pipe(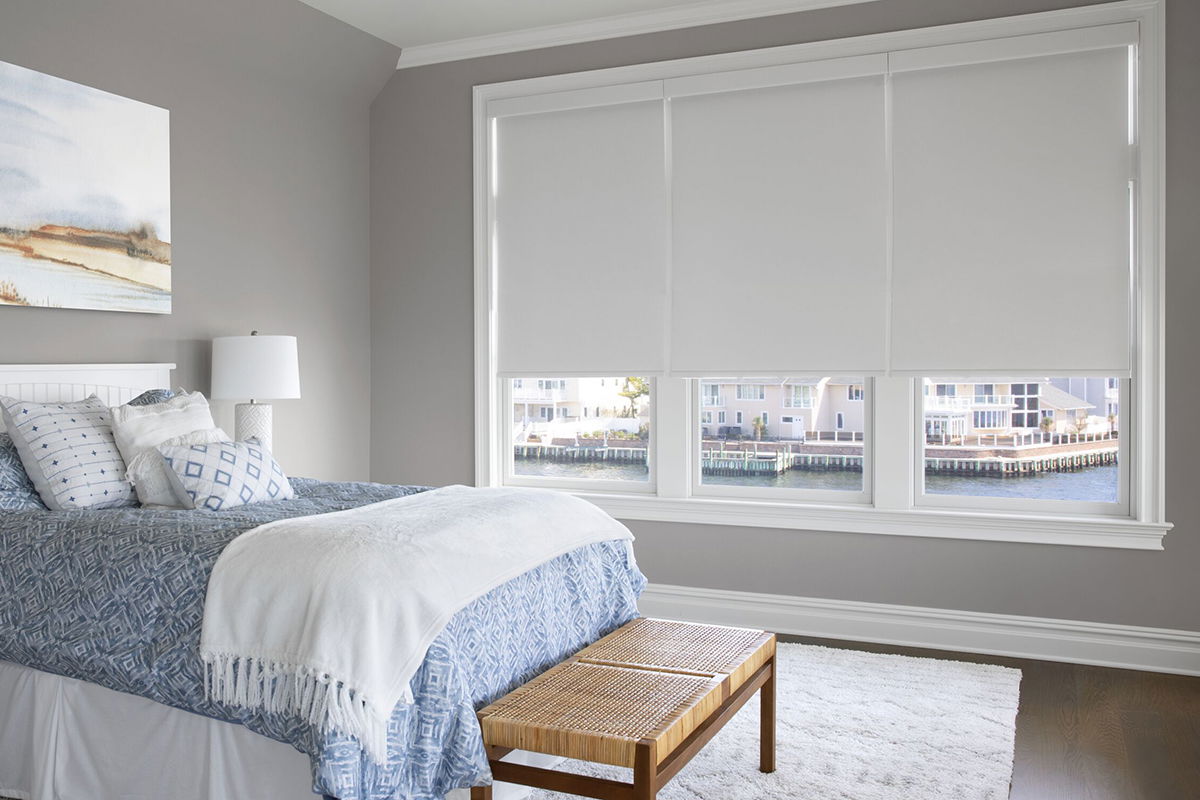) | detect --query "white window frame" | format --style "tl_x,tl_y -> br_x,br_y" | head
474,0 -> 1169,550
